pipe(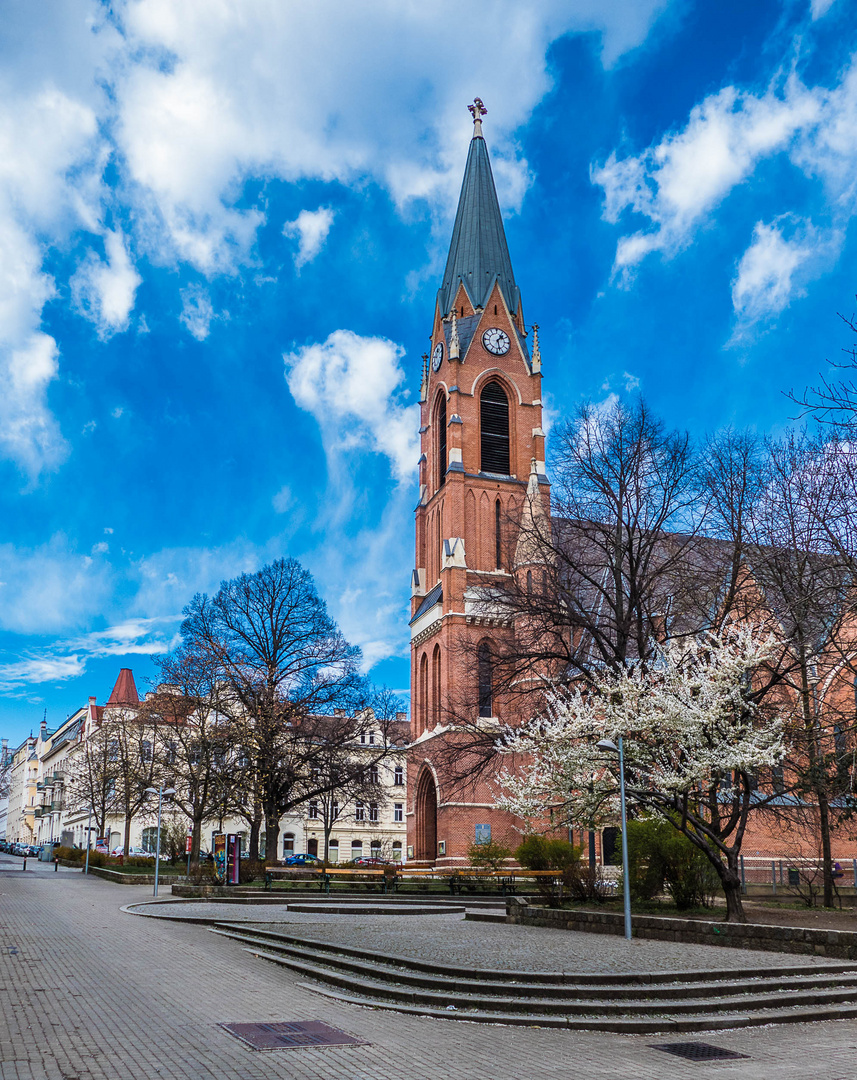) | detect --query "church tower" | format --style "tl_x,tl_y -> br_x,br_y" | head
407,100 -> 550,865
